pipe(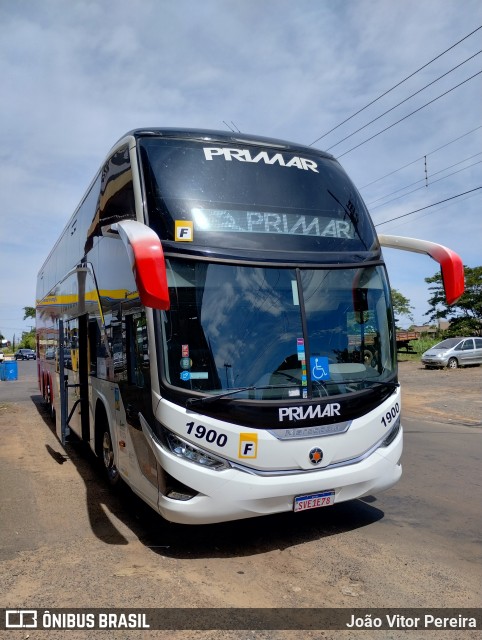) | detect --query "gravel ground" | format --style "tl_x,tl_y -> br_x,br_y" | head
0,359 -> 480,640
398,359 -> 482,426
